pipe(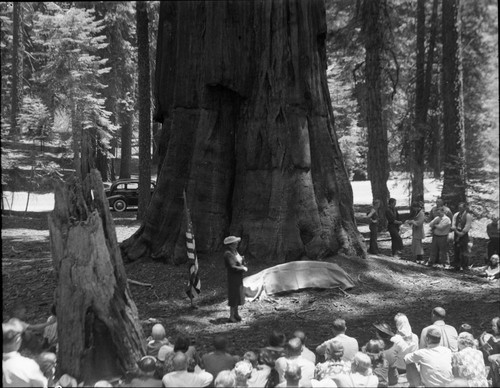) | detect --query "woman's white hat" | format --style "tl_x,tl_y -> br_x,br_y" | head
224,236 -> 241,245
